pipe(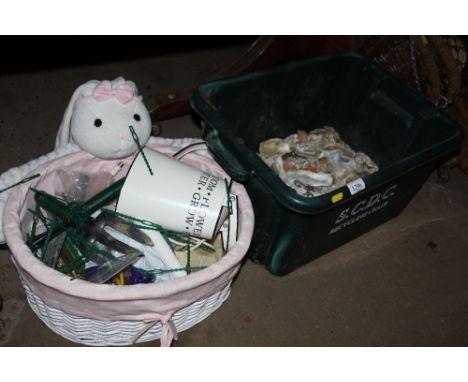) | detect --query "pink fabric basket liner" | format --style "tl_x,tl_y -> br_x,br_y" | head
3,142 -> 255,326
